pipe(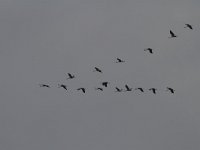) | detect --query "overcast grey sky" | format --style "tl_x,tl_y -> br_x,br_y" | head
1,0 -> 200,150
